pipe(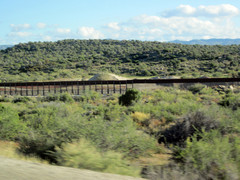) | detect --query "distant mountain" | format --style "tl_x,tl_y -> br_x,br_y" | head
170,38 -> 240,45
0,45 -> 13,50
